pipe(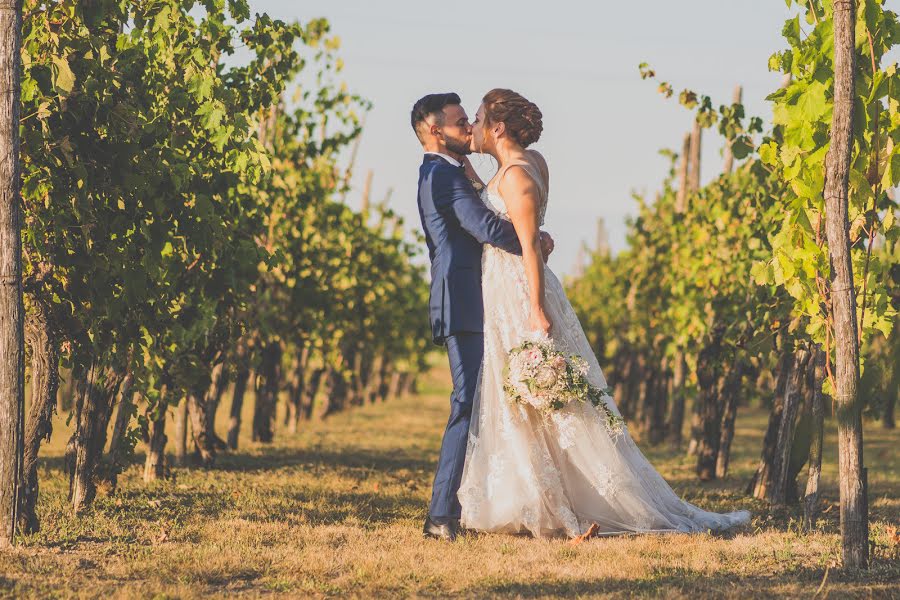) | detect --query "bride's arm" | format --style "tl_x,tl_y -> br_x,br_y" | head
500,167 -> 551,336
